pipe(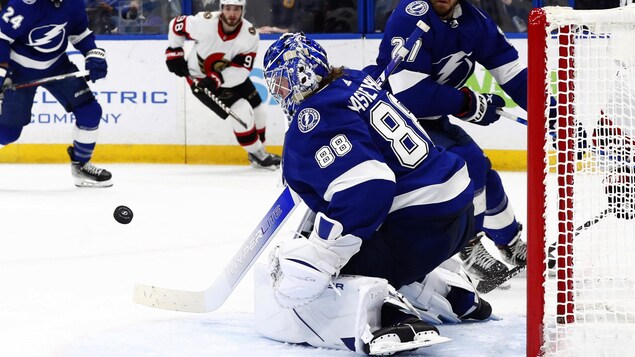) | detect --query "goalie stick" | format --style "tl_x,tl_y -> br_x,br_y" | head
132,21 -> 431,314
133,187 -> 301,312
